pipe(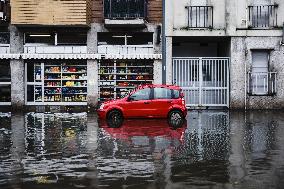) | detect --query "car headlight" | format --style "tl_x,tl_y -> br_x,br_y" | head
99,104 -> 105,110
